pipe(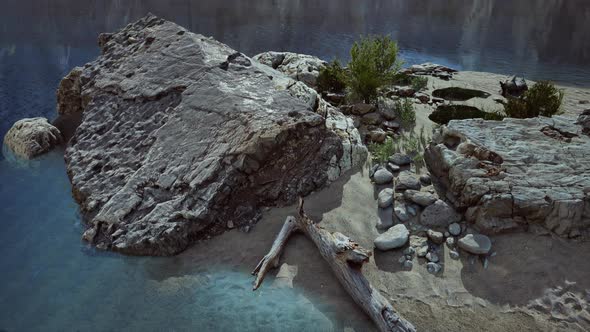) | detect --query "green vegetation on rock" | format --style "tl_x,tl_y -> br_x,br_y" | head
410,76 -> 428,92
317,60 -> 347,93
